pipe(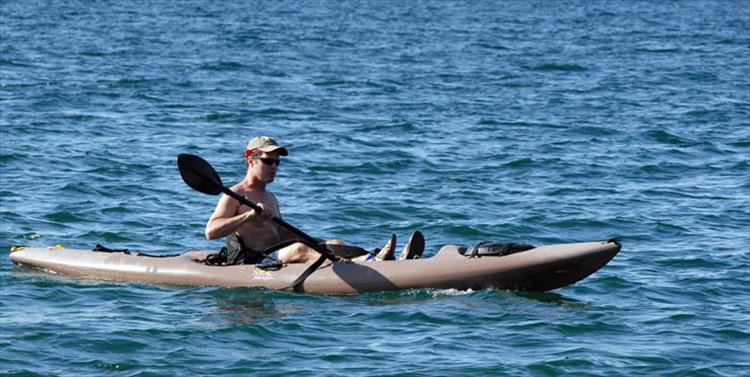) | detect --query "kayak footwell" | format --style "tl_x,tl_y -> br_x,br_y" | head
9,240 -> 621,294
